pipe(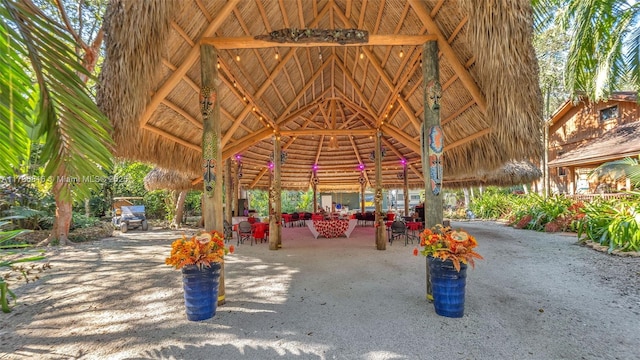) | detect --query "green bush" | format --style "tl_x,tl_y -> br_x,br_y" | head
469,191 -> 518,219
576,194 -> 640,252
